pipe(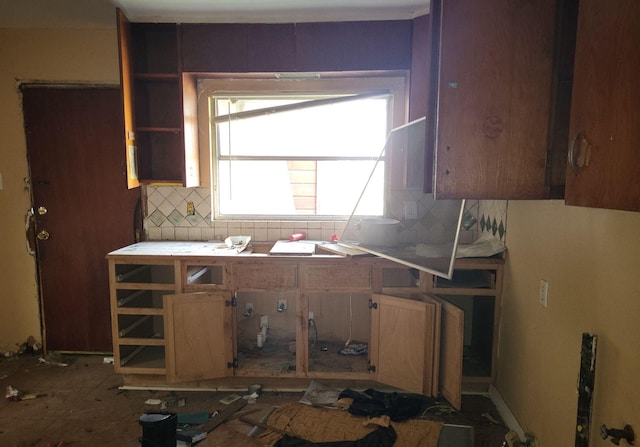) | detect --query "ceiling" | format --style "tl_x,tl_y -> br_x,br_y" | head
0,0 -> 429,29
111,0 -> 431,23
